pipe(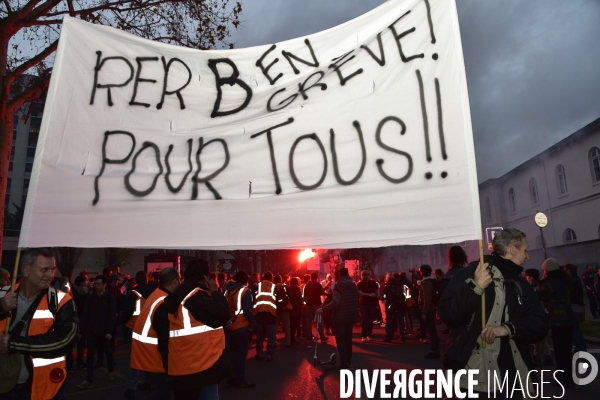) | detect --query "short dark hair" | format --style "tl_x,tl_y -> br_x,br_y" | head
94,275 -> 108,285
564,264 -> 578,277
262,271 -> 273,281
274,274 -> 282,284
434,269 -> 444,278
135,271 -> 147,285
310,271 -> 318,281
493,228 -> 526,256
524,268 -> 540,280
419,264 -> 432,277
159,268 -> 179,286
339,267 -> 349,277
74,276 -> 86,286
233,270 -> 248,284
290,277 -> 299,286
184,259 -> 209,282
20,248 -> 55,272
